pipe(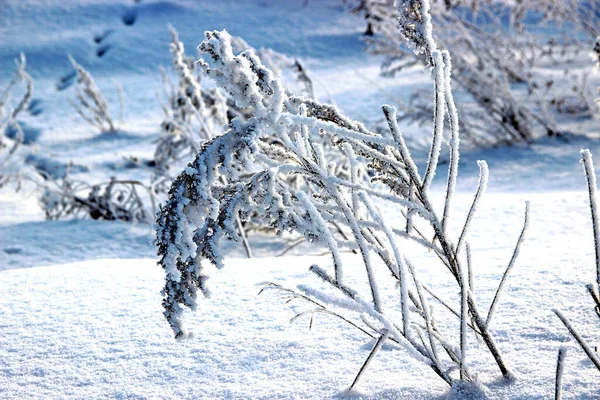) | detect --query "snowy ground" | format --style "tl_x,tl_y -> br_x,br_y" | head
2,0 -> 600,399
